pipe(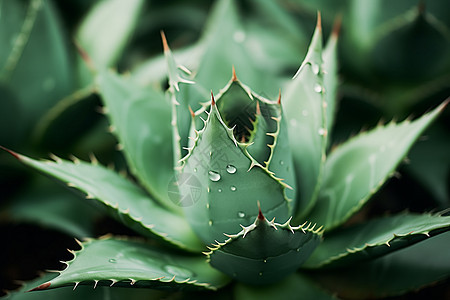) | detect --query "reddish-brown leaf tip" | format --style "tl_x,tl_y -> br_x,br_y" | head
160,30 -> 169,53
277,89 -> 282,105
317,11 -> 322,32
73,40 -> 95,71
231,65 -> 238,82
188,105 -> 195,118
211,91 -> 216,106
0,145 -> 20,160
257,201 -> 265,221
256,100 -> 261,116
332,14 -> 342,38
28,282 -> 51,292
